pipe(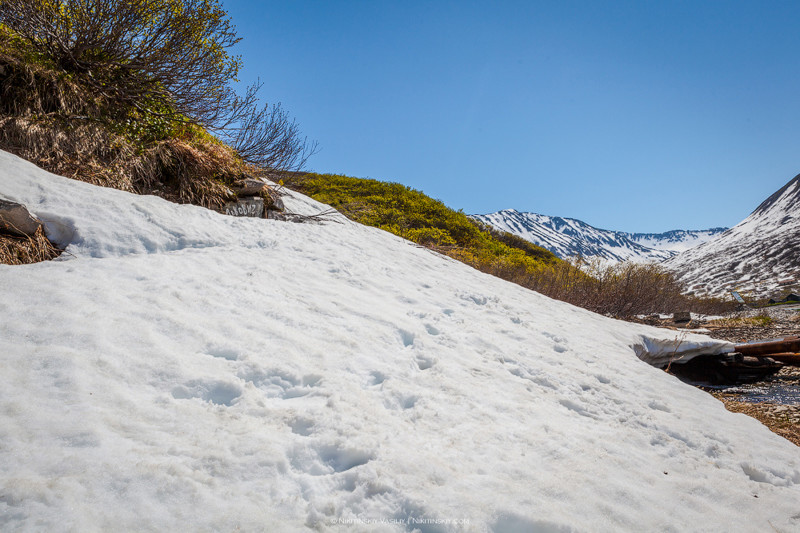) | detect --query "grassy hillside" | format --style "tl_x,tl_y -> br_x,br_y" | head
291,172 -> 560,277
